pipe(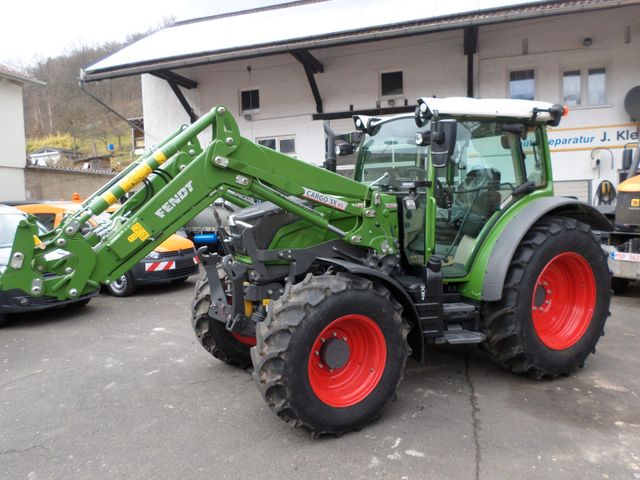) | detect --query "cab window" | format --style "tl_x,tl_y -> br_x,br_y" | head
354,117 -> 427,189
